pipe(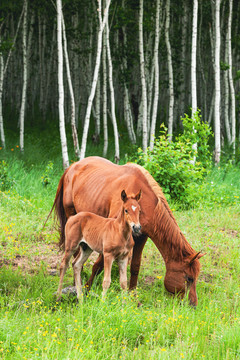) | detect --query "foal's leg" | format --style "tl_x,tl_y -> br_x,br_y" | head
102,252 -> 114,298
57,249 -> 75,301
85,253 -> 104,290
118,255 -> 129,290
72,245 -> 93,300
129,234 -> 148,290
